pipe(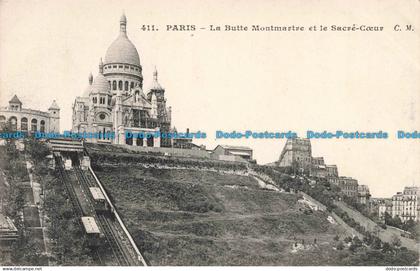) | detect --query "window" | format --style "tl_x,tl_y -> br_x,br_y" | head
119,65 -> 123,69
31,119 -> 37,132
99,113 -> 106,120
113,81 -> 117,90
118,81 -> 123,90
40,120 -> 45,132
0,116 -> 6,127
21,118 -> 28,131
130,82 -> 134,89
93,97 -> 97,104
8,116 -> 17,131
125,81 -> 129,91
